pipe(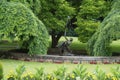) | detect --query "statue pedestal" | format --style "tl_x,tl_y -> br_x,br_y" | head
63,52 -> 74,56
